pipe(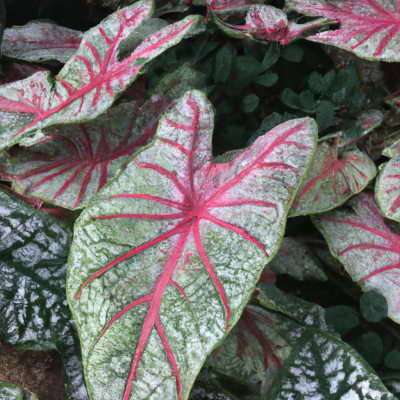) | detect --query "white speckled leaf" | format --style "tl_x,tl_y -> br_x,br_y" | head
0,379 -> 38,400
67,90 -> 317,400
286,0 -> 400,62
2,21 -> 82,62
376,154 -> 400,222
267,237 -> 328,281
0,94 -> 167,210
0,187 -> 88,400
290,140 -> 376,216
268,327 -> 394,400
206,282 -> 331,399
311,192 -> 400,324
0,0 -> 200,149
